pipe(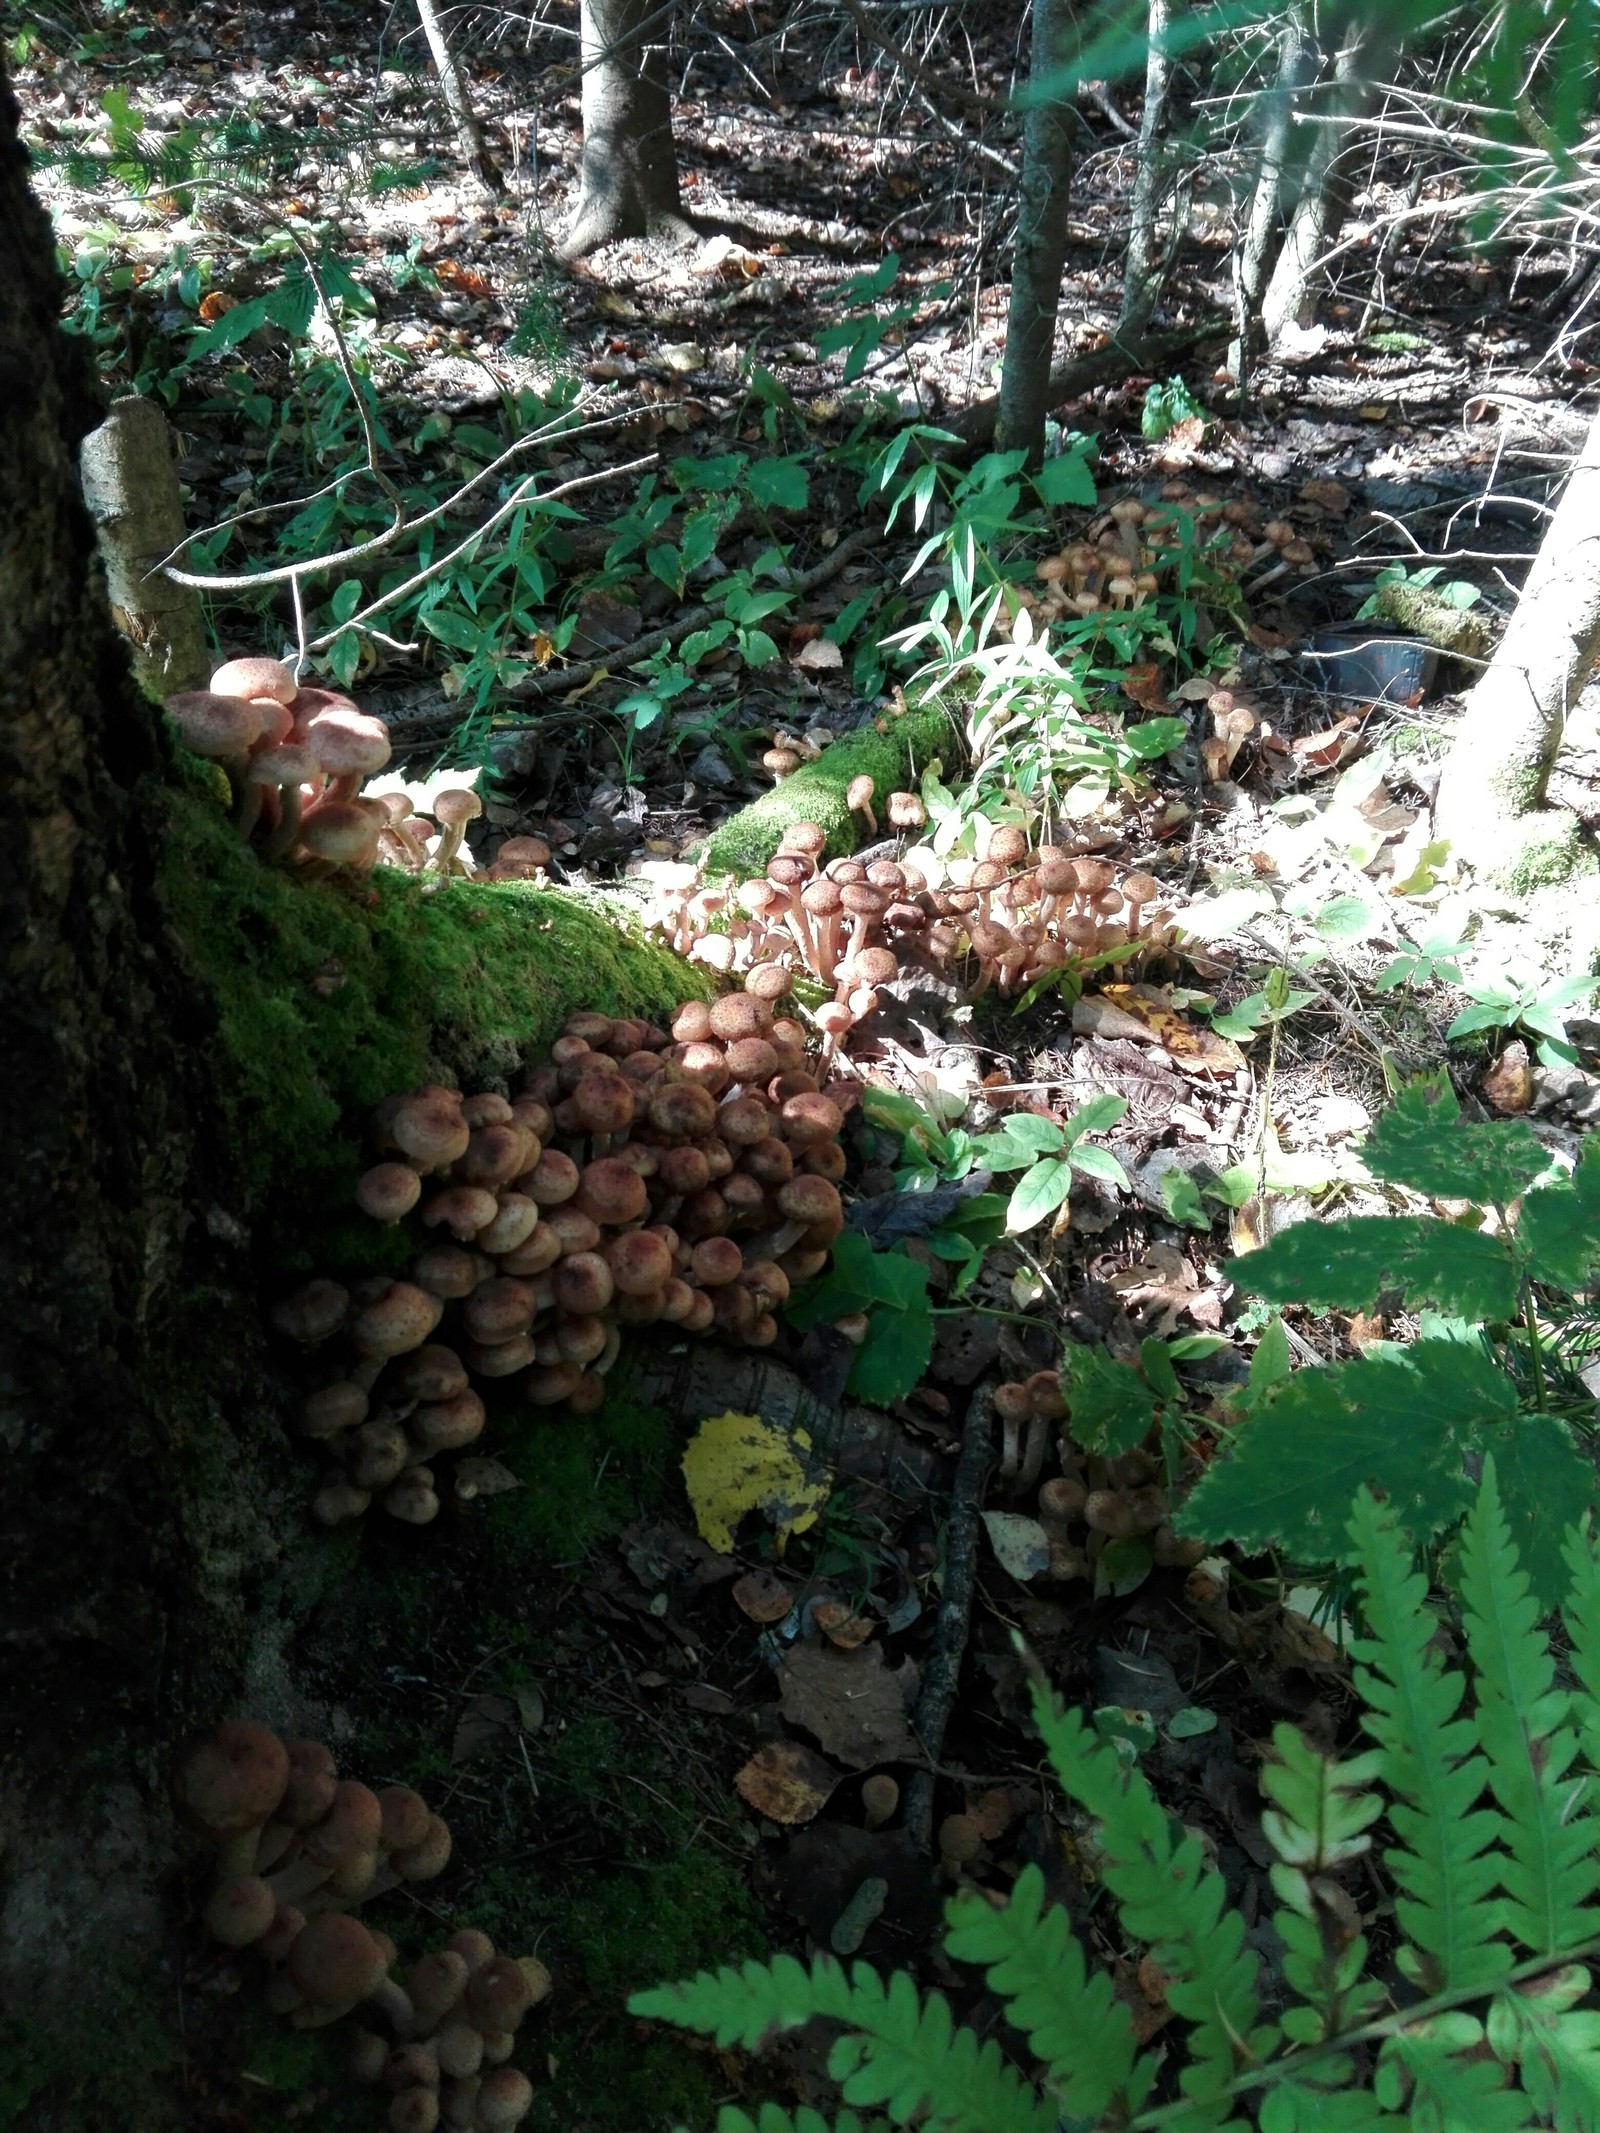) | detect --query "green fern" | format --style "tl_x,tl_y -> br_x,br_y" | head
634,1478 -> 1600,2132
